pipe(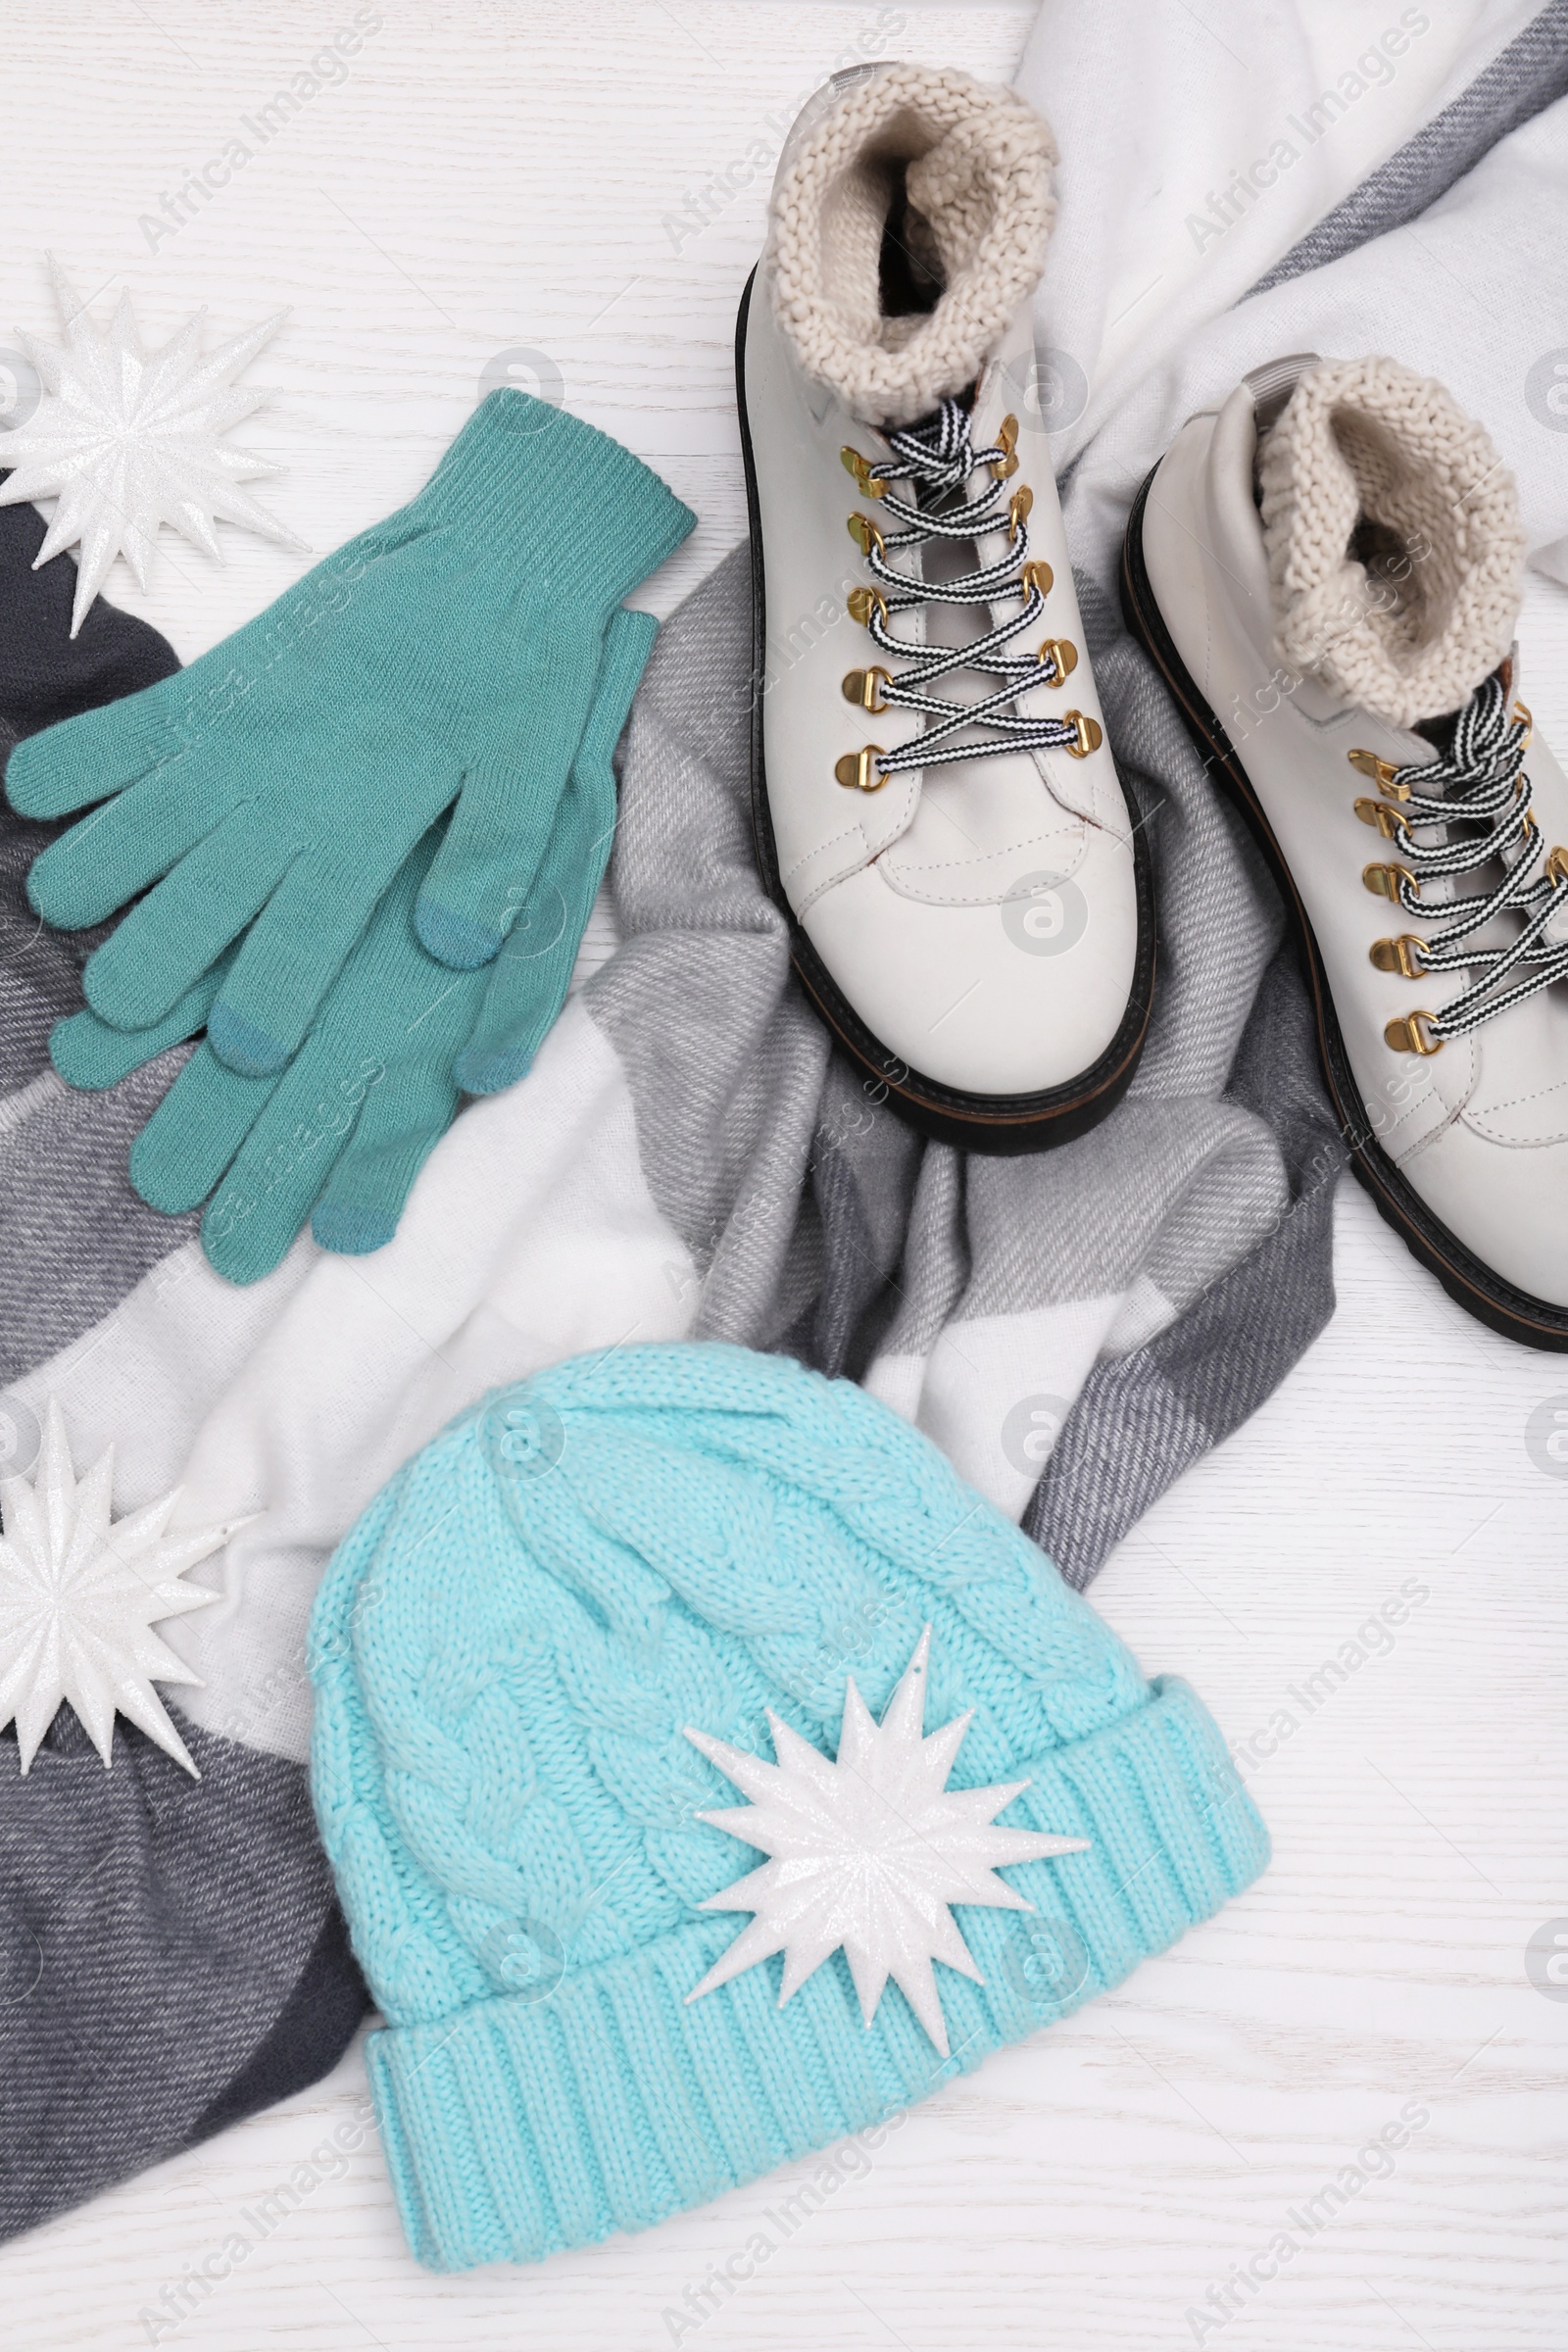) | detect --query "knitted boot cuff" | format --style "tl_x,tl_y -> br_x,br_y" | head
766,63 -> 1057,429
1258,355 -> 1525,730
